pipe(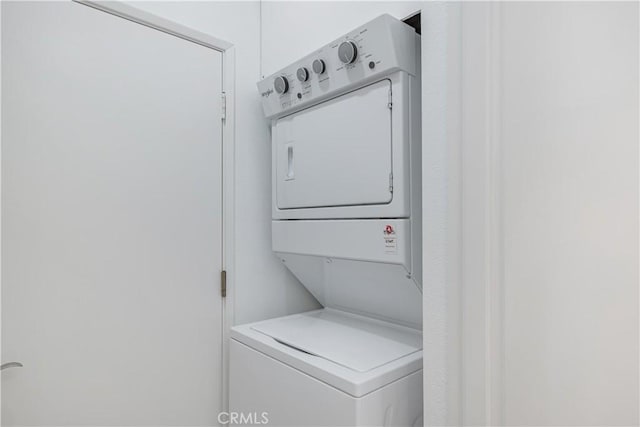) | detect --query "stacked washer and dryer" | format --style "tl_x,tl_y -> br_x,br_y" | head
230,15 -> 422,426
